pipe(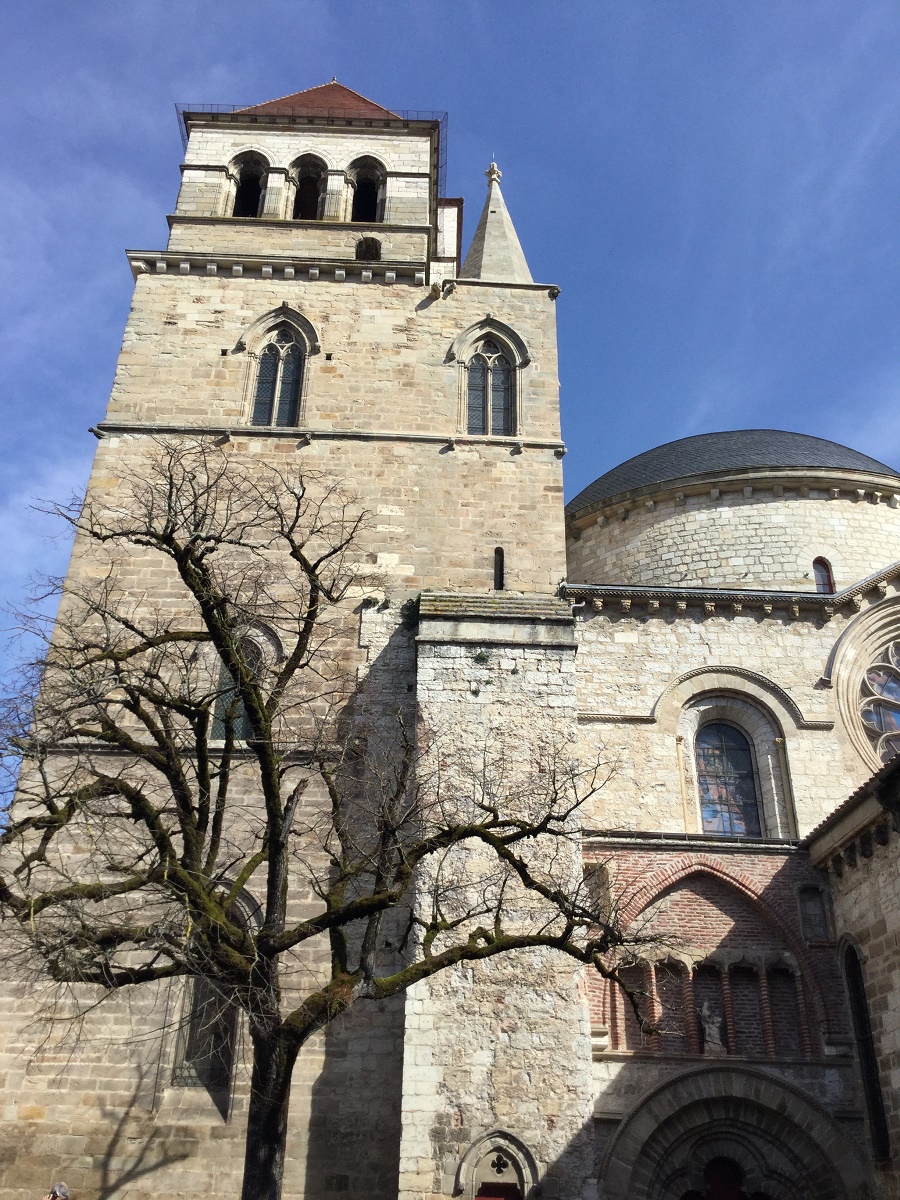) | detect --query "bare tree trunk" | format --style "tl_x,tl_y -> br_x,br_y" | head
240,1028 -> 297,1200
